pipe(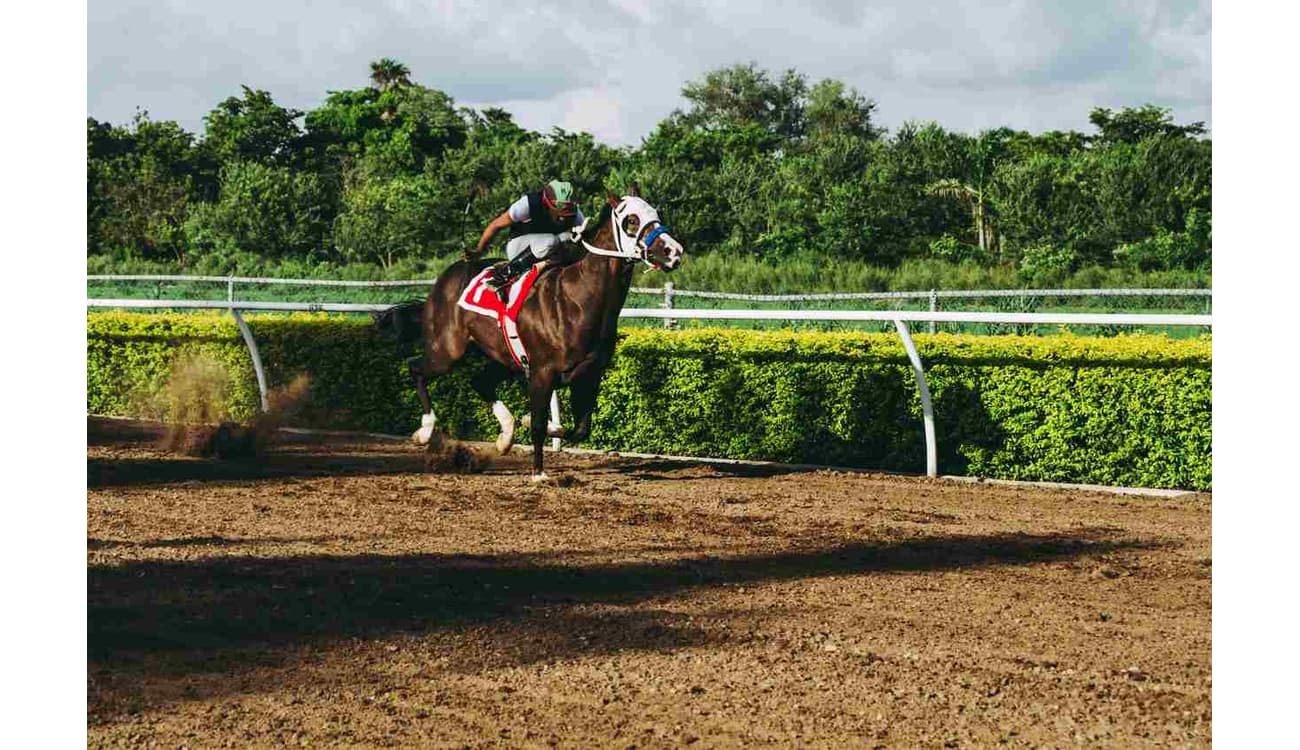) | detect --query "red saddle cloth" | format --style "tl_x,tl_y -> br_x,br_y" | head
456,264 -> 543,371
